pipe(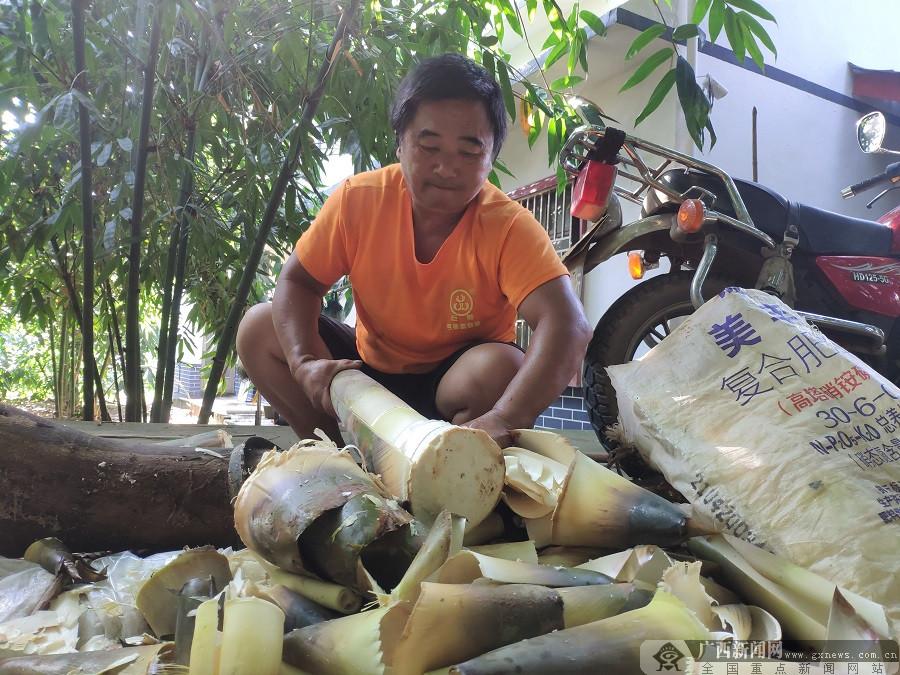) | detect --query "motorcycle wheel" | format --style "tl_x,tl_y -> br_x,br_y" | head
583,271 -> 735,475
